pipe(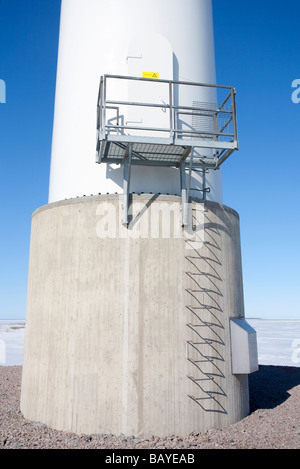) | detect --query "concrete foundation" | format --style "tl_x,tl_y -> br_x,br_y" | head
21,194 -> 250,437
